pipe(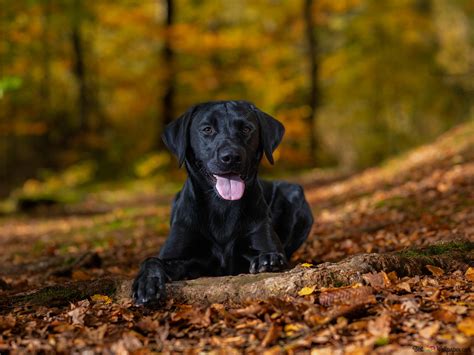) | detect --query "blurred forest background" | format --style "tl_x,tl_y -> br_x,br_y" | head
1,0 -> 473,198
